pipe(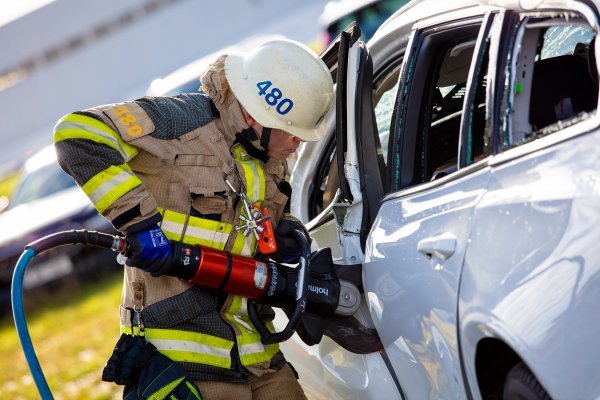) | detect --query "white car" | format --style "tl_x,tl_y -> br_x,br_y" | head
275,0 -> 600,399
0,145 -> 119,314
